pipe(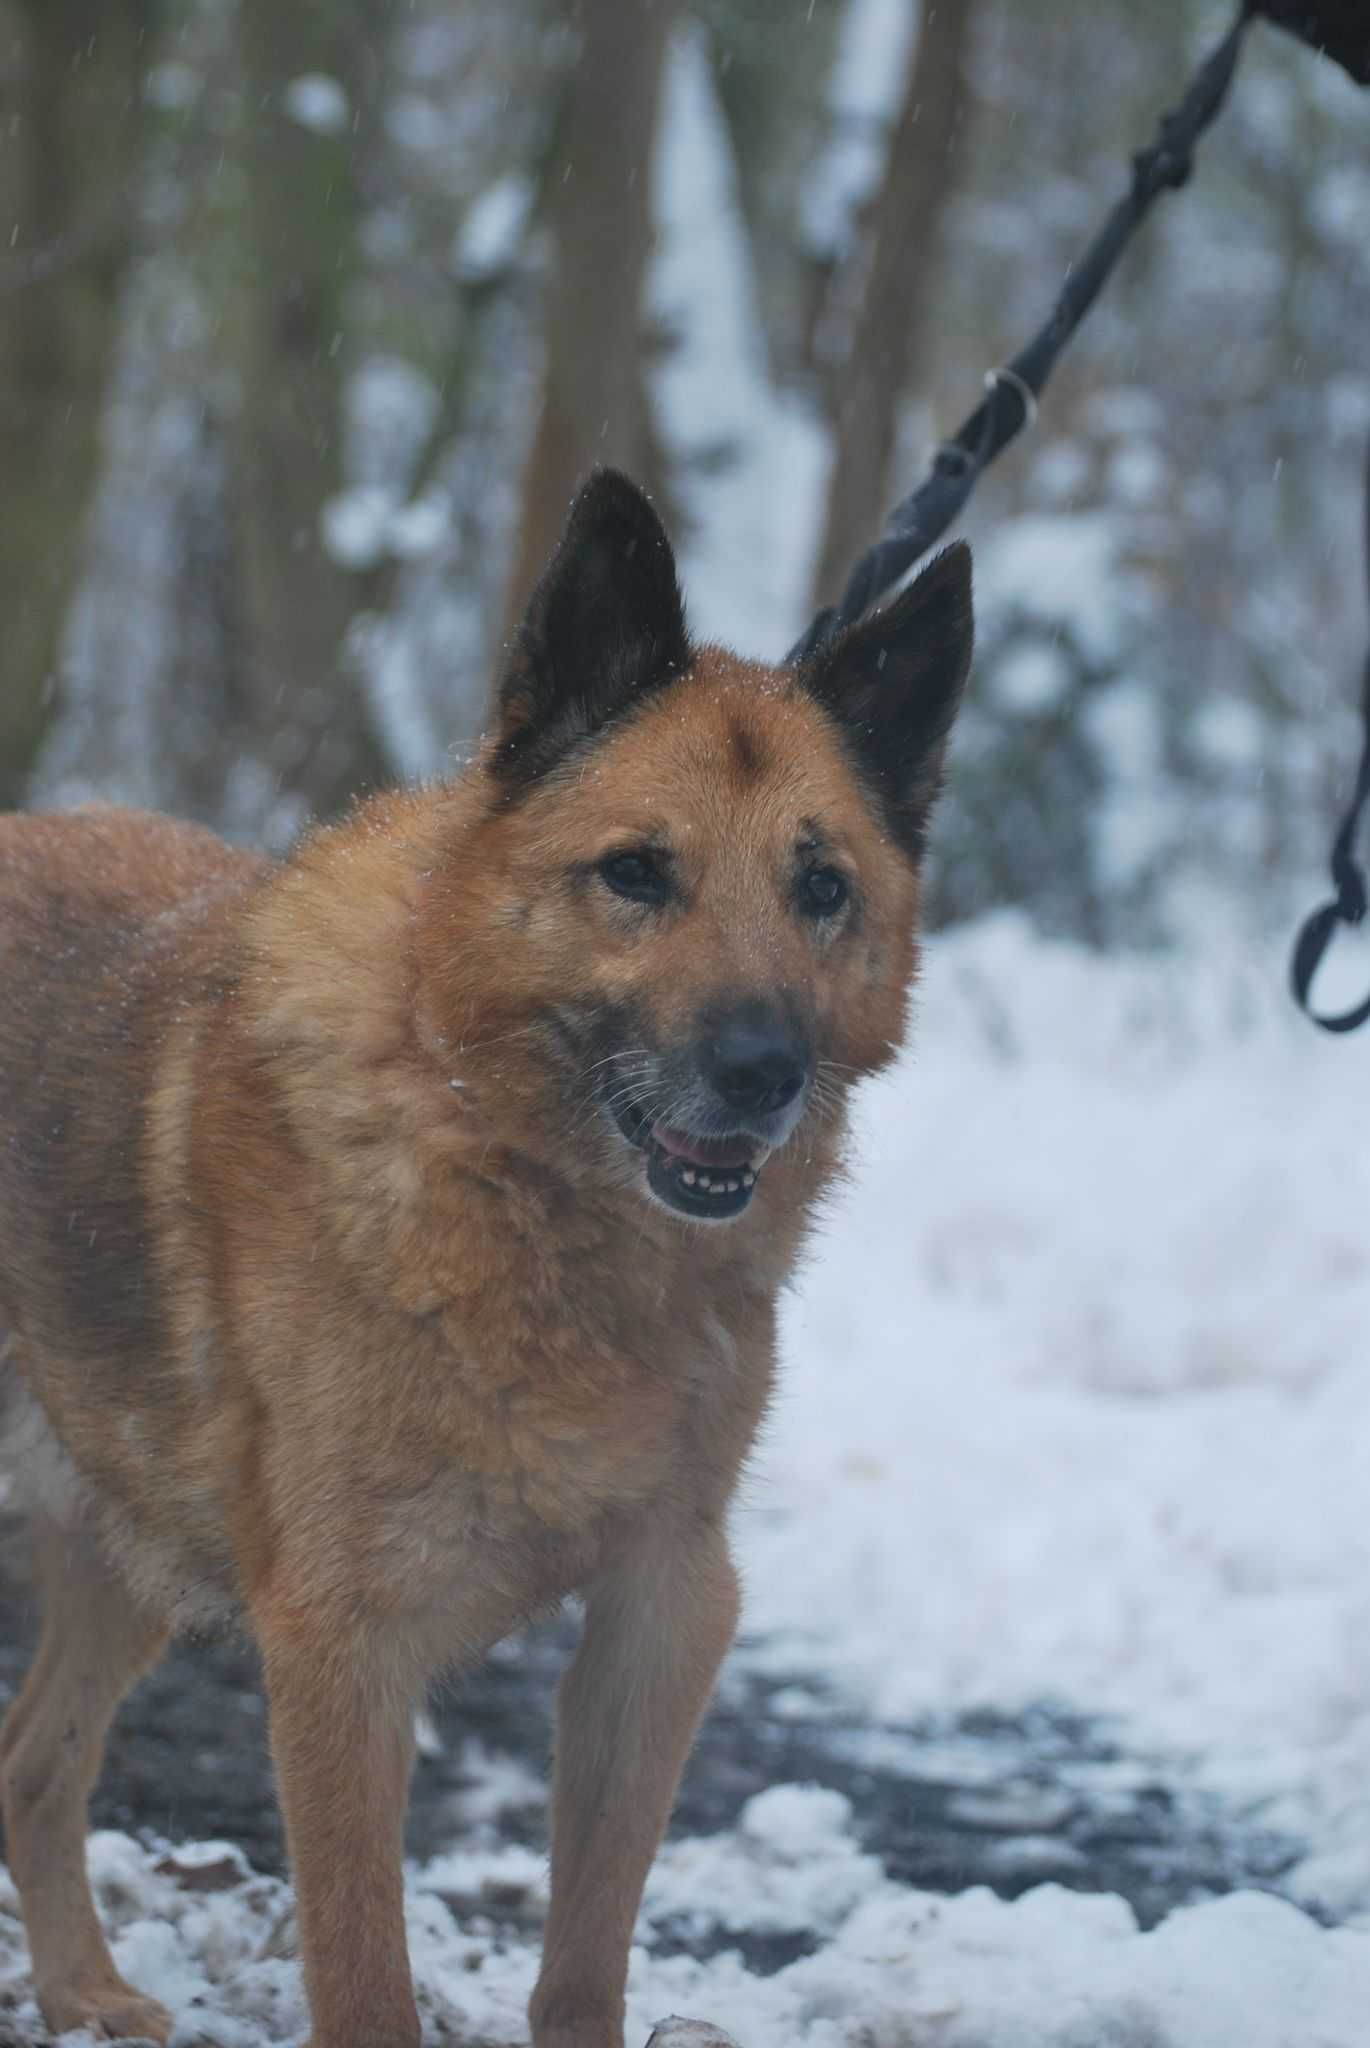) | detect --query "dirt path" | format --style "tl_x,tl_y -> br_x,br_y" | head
0,1593 -> 1301,1979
